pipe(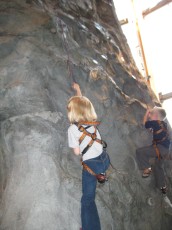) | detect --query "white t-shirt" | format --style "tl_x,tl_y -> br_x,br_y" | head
68,124 -> 103,161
